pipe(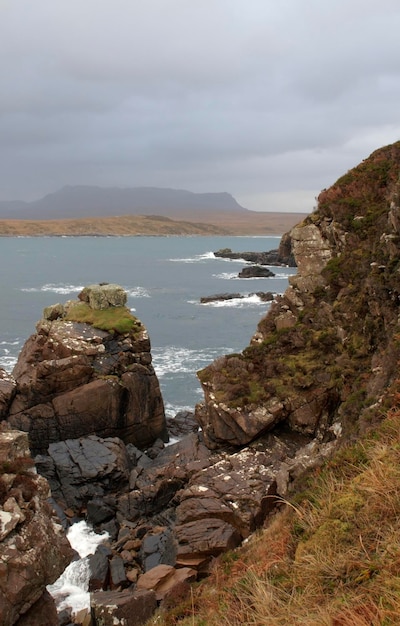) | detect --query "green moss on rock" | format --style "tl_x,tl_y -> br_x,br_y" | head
65,301 -> 140,335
